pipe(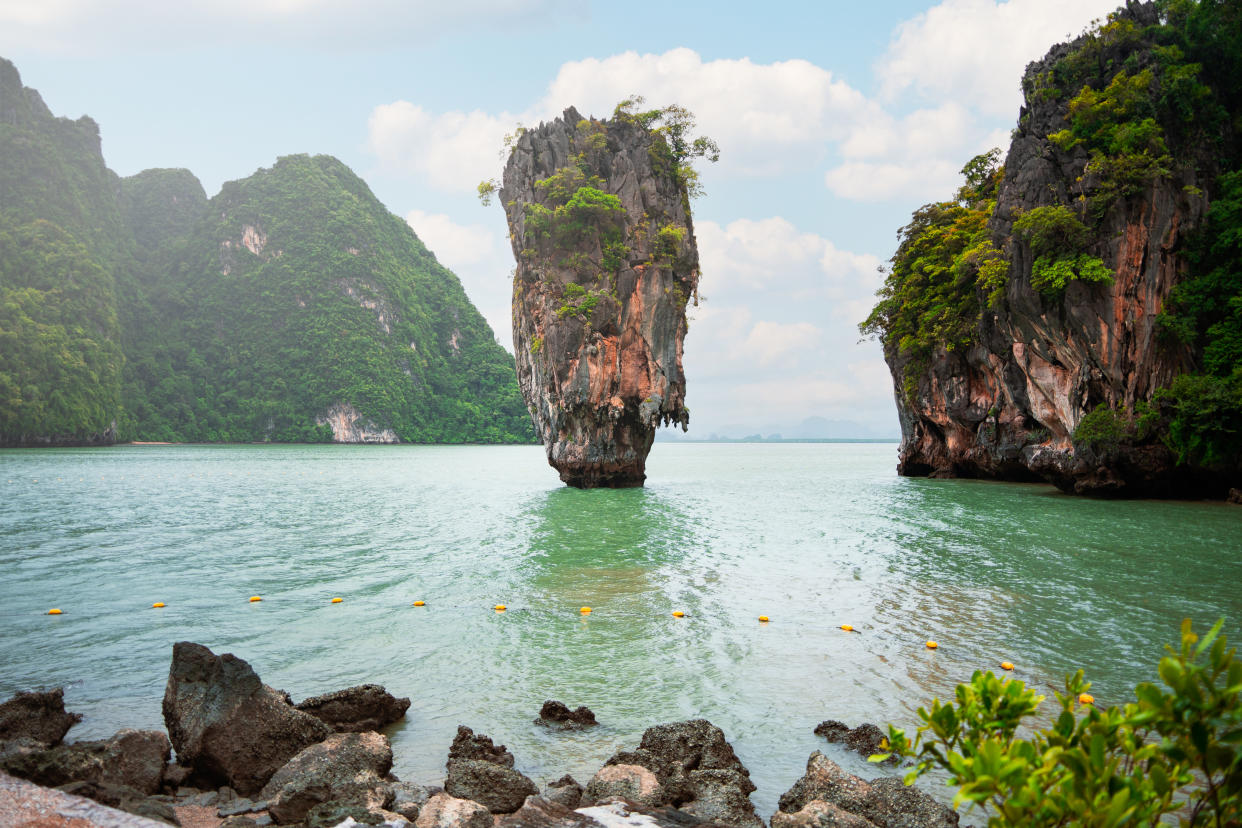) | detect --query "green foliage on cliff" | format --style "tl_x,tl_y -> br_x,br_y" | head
0,218 -> 123,443
0,58 -> 533,445
858,150 -> 1003,401
880,618 -> 1241,827
123,155 -> 533,444
1011,206 -> 1113,295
